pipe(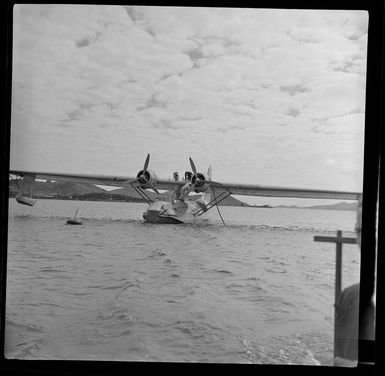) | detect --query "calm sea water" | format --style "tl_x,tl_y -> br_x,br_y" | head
5,199 -> 360,364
